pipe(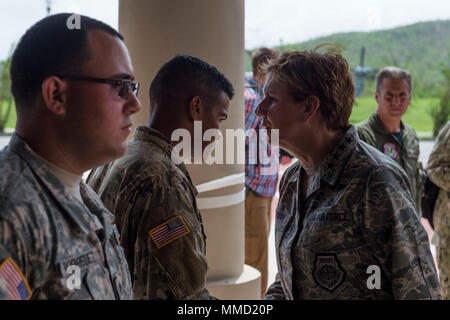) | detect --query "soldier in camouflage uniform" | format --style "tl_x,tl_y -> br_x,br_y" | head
87,55 -> 234,299
427,120 -> 450,299
357,67 -> 422,215
0,14 -> 141,299
256,50 -> 441,299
